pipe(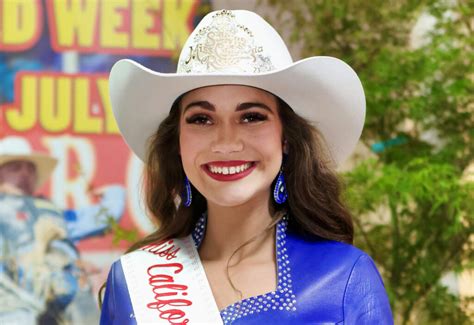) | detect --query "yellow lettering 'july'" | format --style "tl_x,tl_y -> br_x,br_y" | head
40,76 -> 72,132
96,79 -> 120,134
1,73 -> 119,135
4,75 -> 37,131
74,77 -> 102,134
